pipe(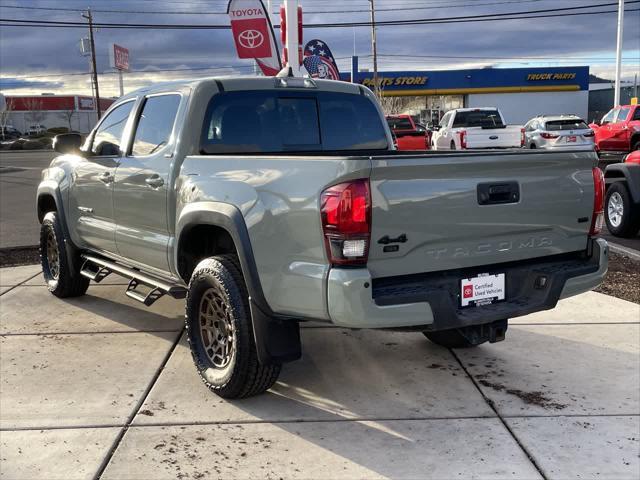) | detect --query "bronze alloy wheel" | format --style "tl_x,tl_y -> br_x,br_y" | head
199,287 -> 236,368
45,228 -> 60,280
